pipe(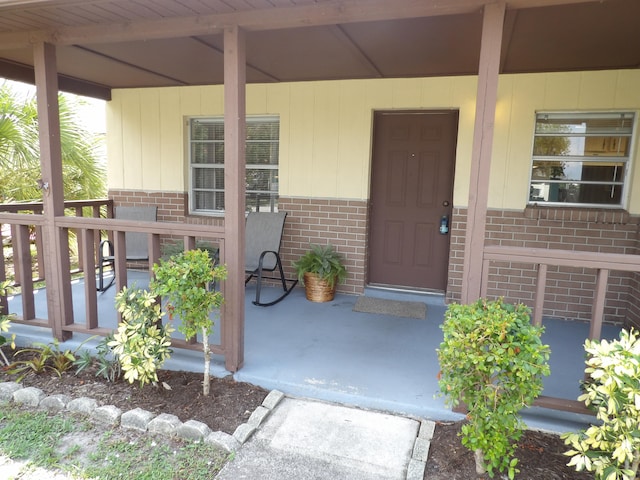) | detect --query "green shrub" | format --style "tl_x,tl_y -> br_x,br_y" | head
563,329 -> 640,480
111,286 -> 173,387
437,298 -> 550,479
151,249 -> 227,396
73,335 -> 122,382
8,339 -> 83,381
